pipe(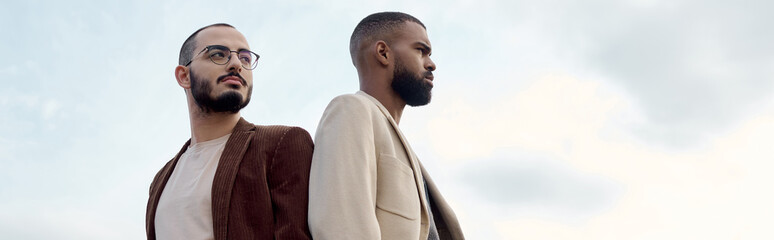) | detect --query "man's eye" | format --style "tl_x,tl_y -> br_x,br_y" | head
210,52 -> 226,58
238,53 -> 252,62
